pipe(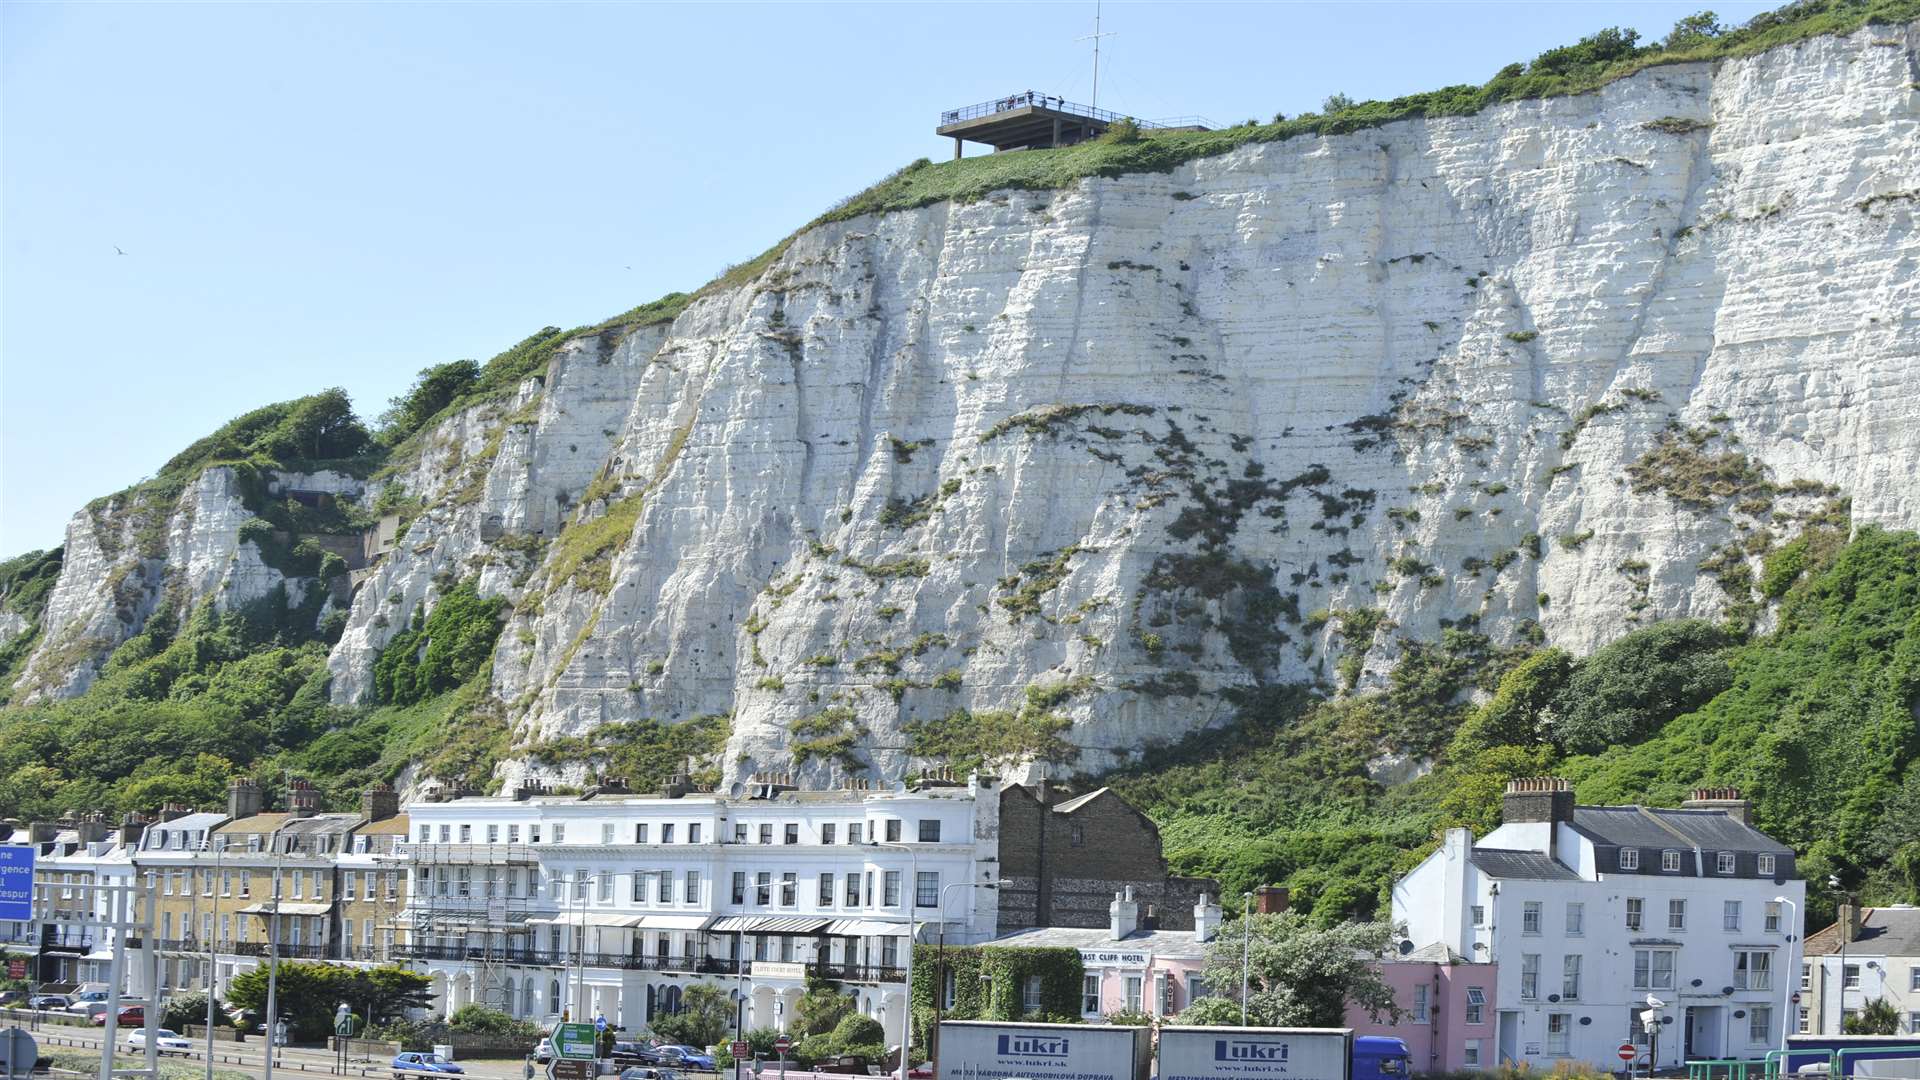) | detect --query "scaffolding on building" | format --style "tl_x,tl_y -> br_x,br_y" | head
392,841 -> 544,1011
